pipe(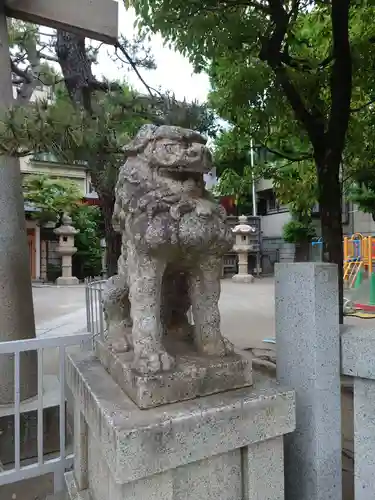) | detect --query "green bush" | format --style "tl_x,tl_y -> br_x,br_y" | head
282,219 -> 316,244
71,205 -> 103,279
